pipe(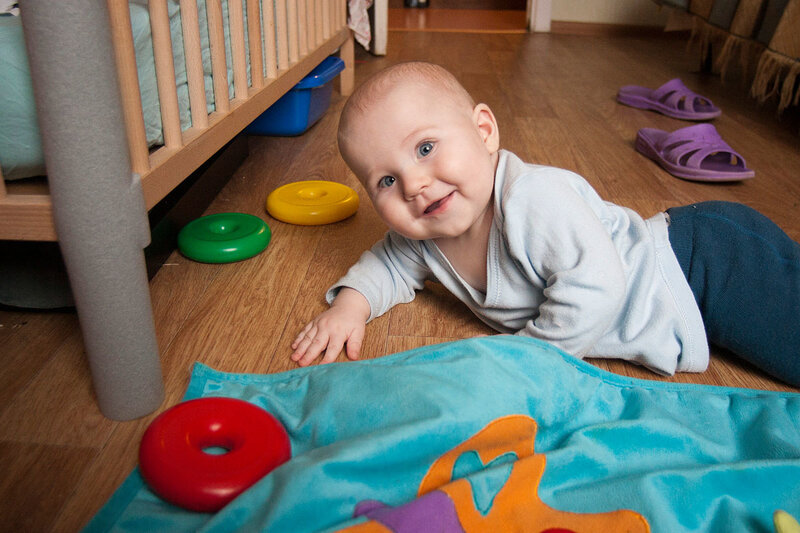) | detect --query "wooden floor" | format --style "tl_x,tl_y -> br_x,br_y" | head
3,28 -> 800,532
388,8 -> 527,32
389,0 -> 527,8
